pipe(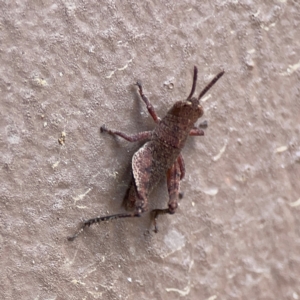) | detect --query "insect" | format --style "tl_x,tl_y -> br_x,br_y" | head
68,66 -> 224,241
